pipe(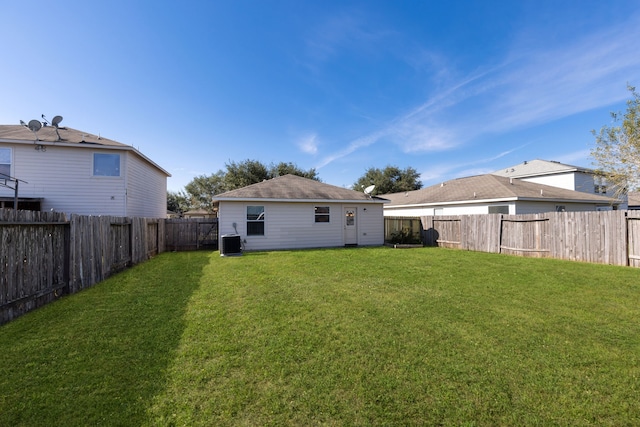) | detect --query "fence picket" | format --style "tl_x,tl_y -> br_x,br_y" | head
0,211 -> 195,324
418,210 -> 637,267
